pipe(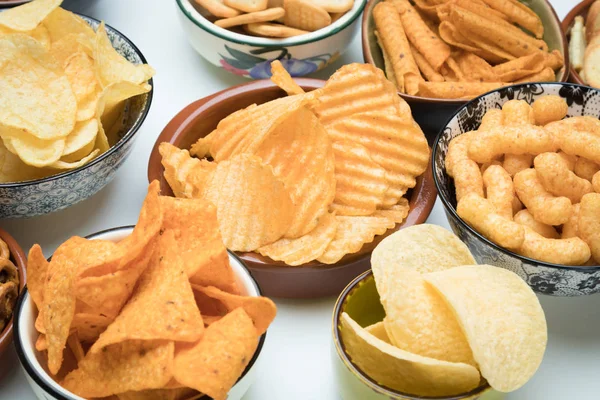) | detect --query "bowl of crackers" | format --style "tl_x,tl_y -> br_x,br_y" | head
148,62 -> 437,298
175,0 -> 366,78
563,0 -> 600,87
0,0 -> 154,218
332,225 -> 547,400
433,82 -> 600,297
13,182 -> 276,400
362,0 -> 569,139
